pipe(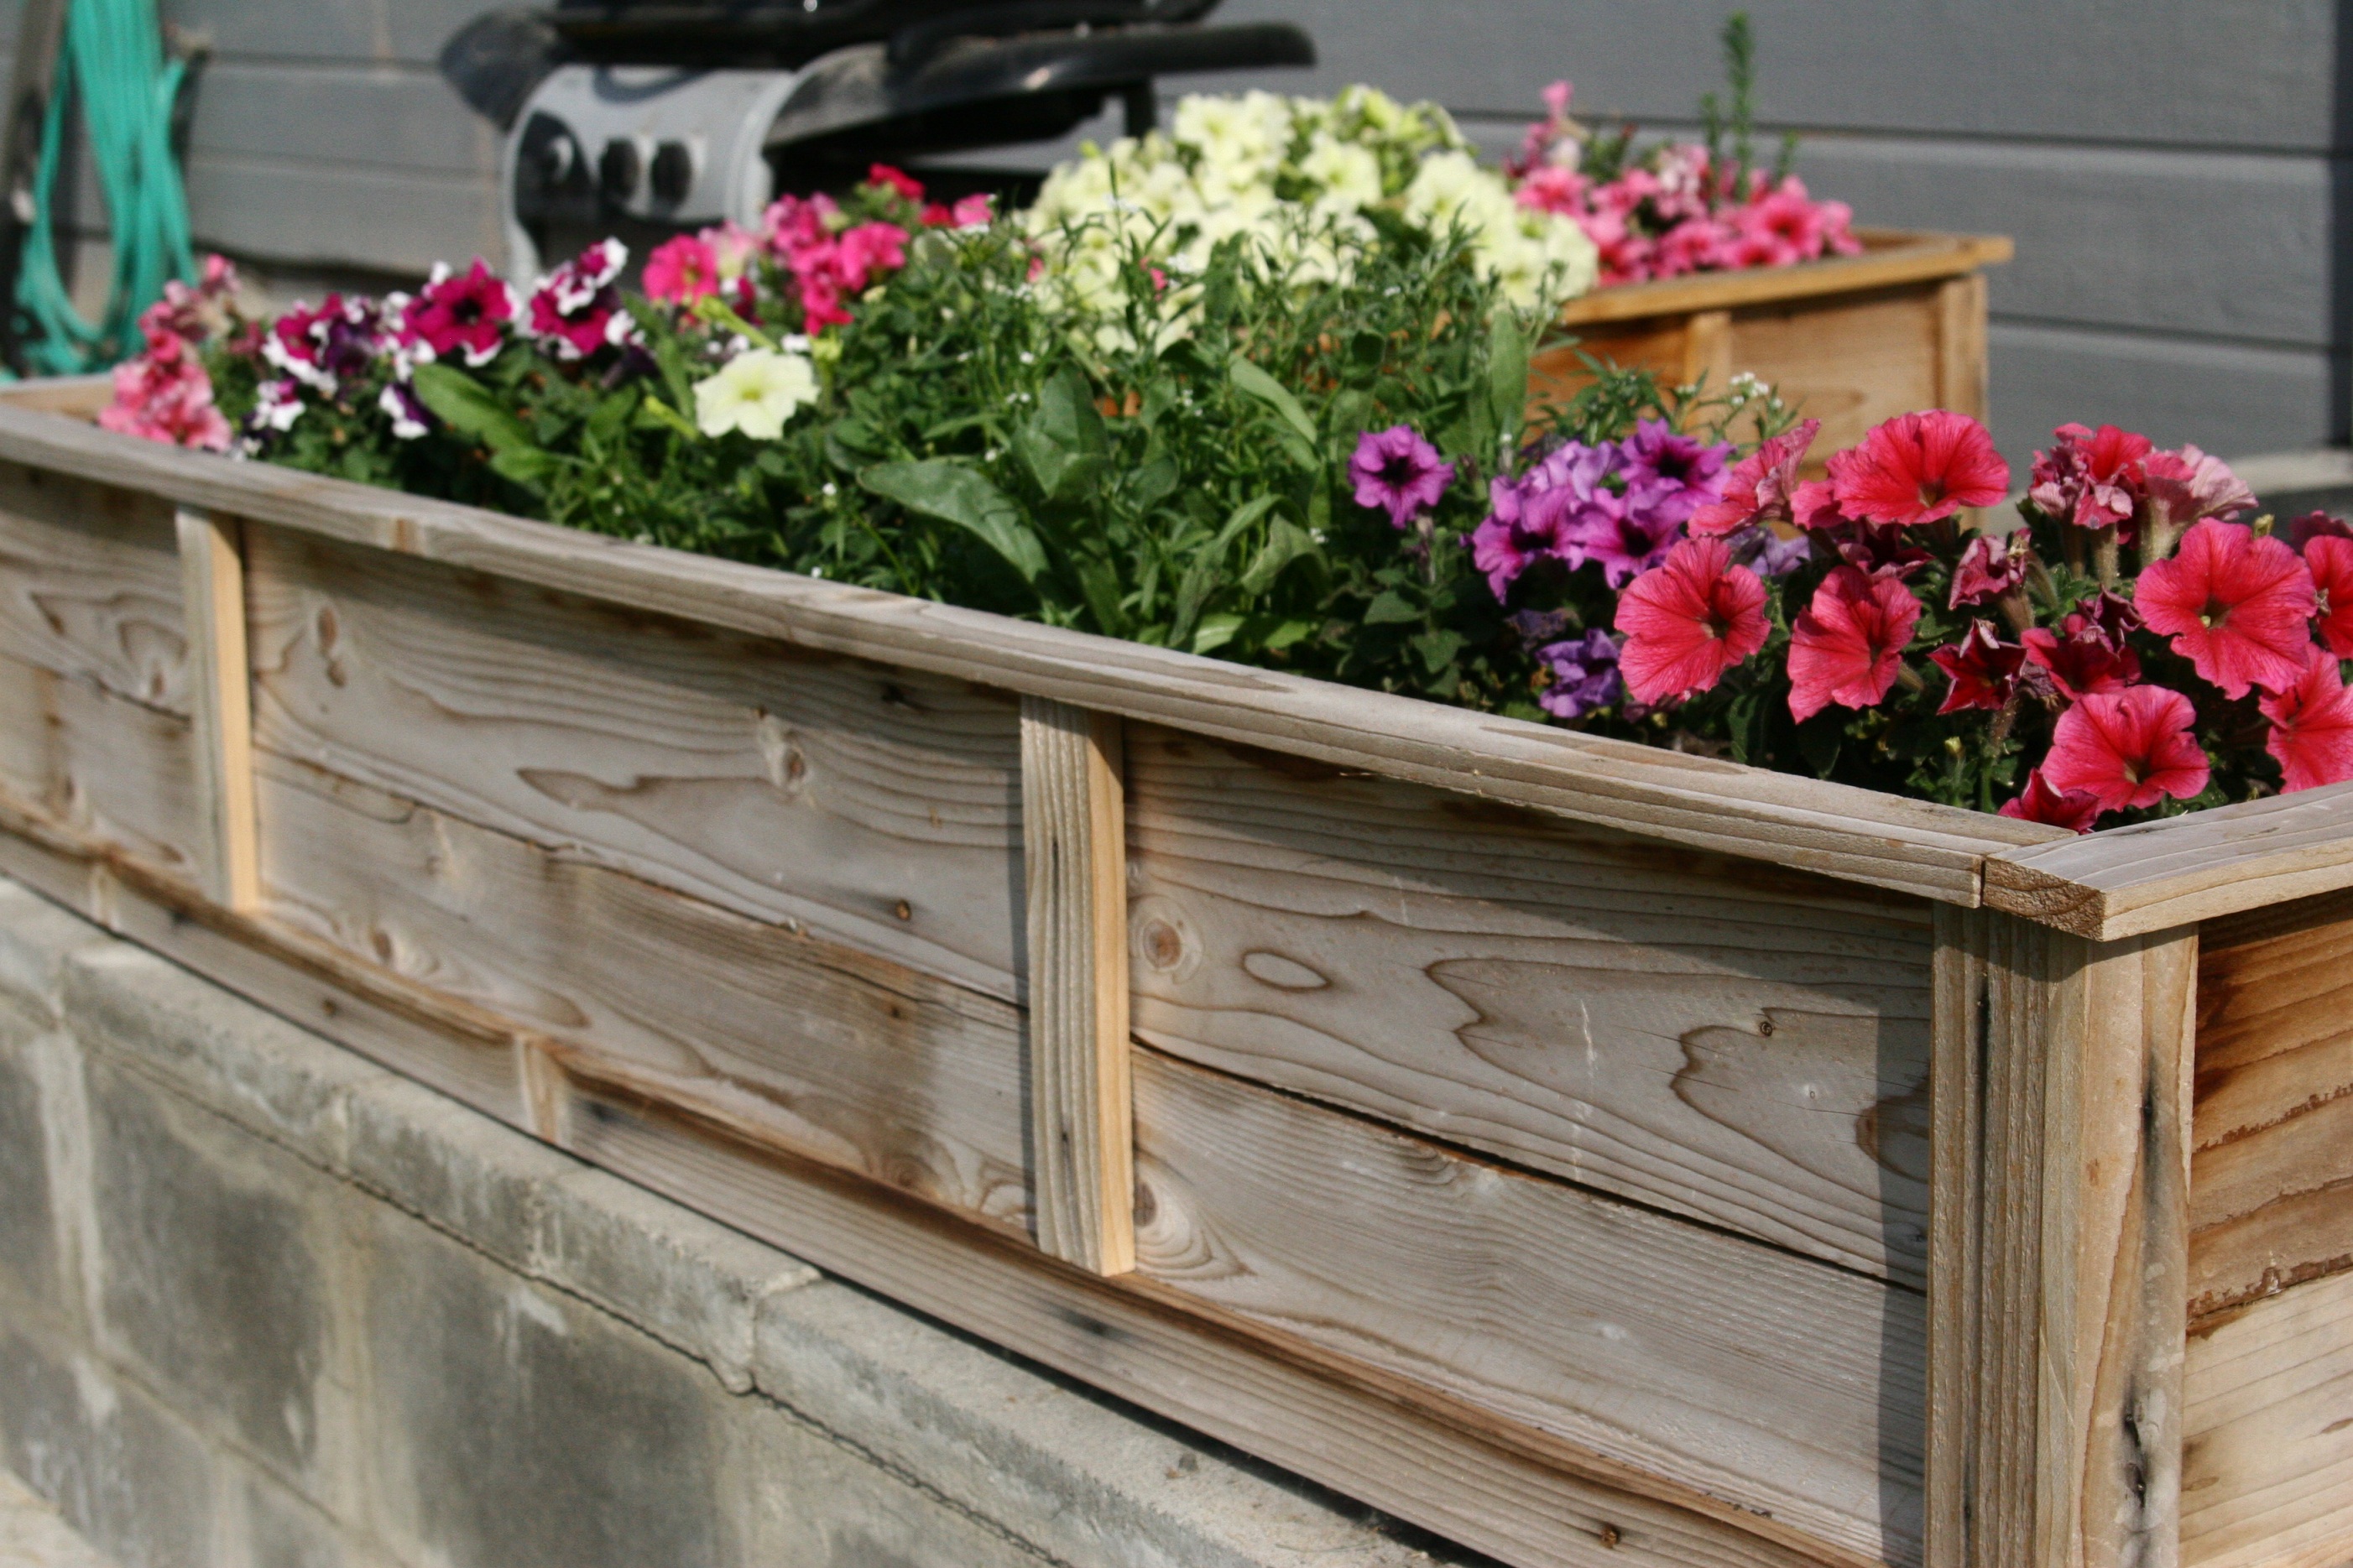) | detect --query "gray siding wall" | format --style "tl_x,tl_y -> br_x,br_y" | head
3,0 -> 2343,469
